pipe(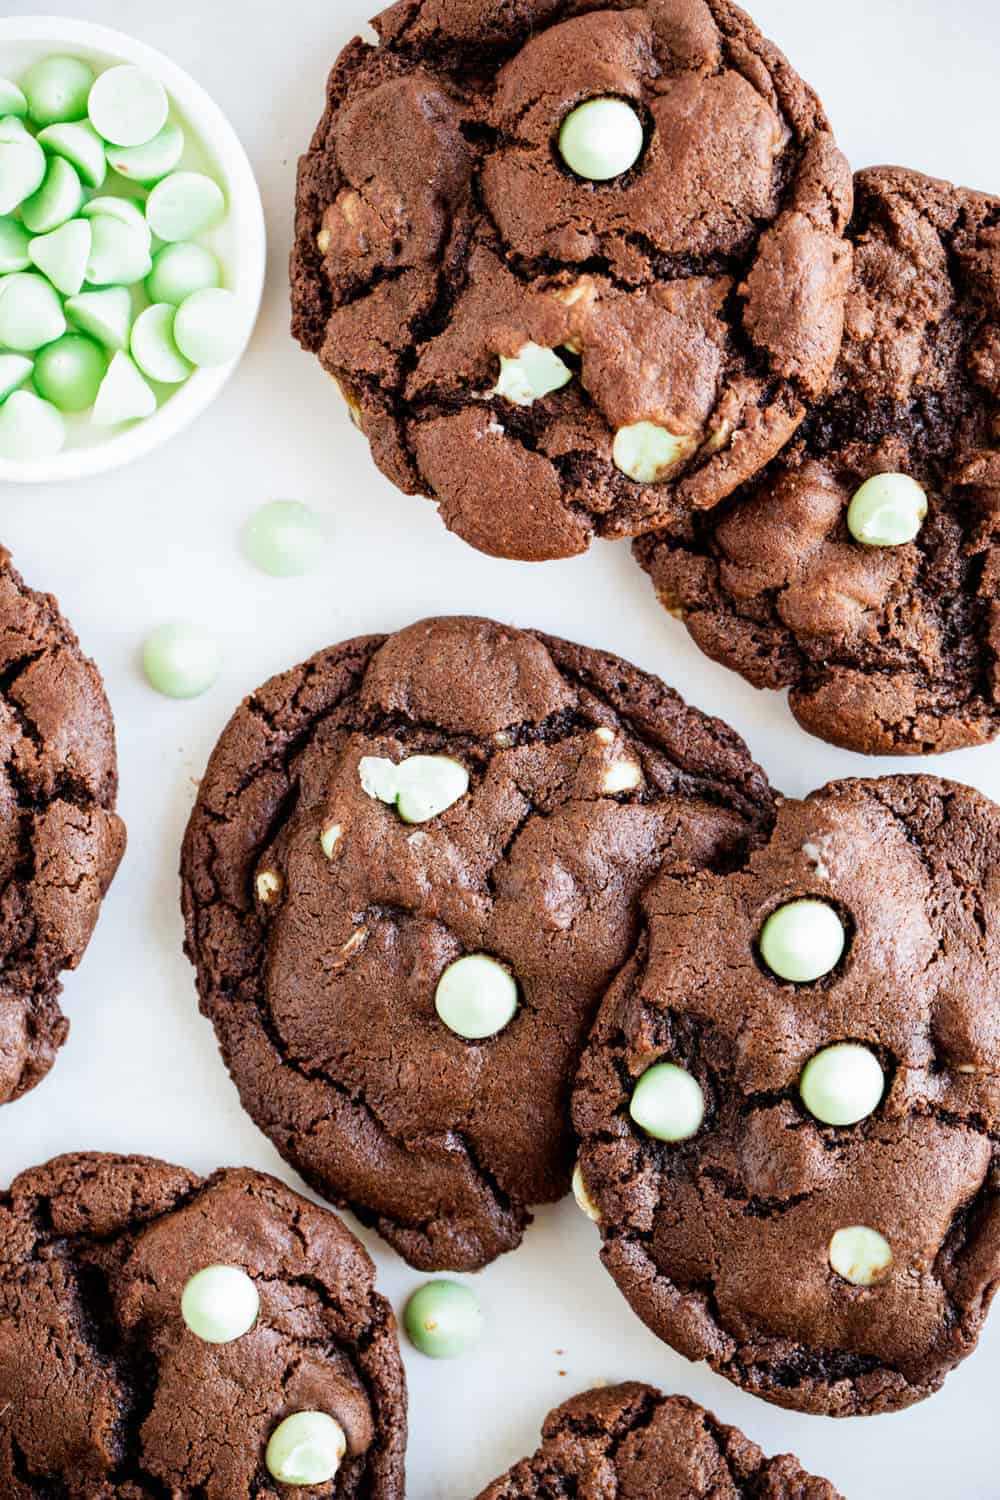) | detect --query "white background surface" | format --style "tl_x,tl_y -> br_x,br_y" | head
1,2 -> 998,1496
